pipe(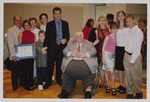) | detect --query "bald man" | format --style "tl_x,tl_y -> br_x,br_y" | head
7,16 -> 24,90
58,32 -> 98,98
